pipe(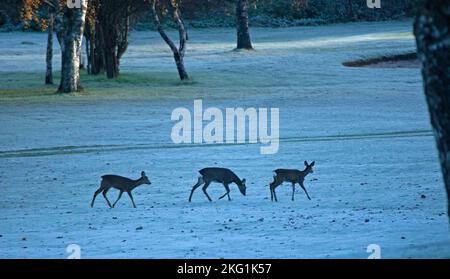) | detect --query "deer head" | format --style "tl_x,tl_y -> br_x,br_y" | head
139,171 -> 151,185
237,178 -> 246,196
304,161 -> 315,174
